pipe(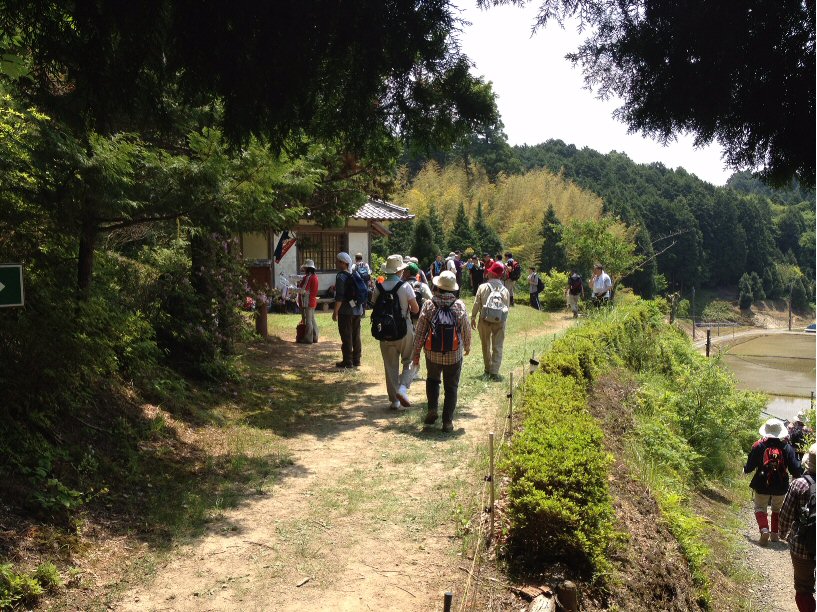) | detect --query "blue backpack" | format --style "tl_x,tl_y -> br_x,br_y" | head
344,270 -> 369,307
